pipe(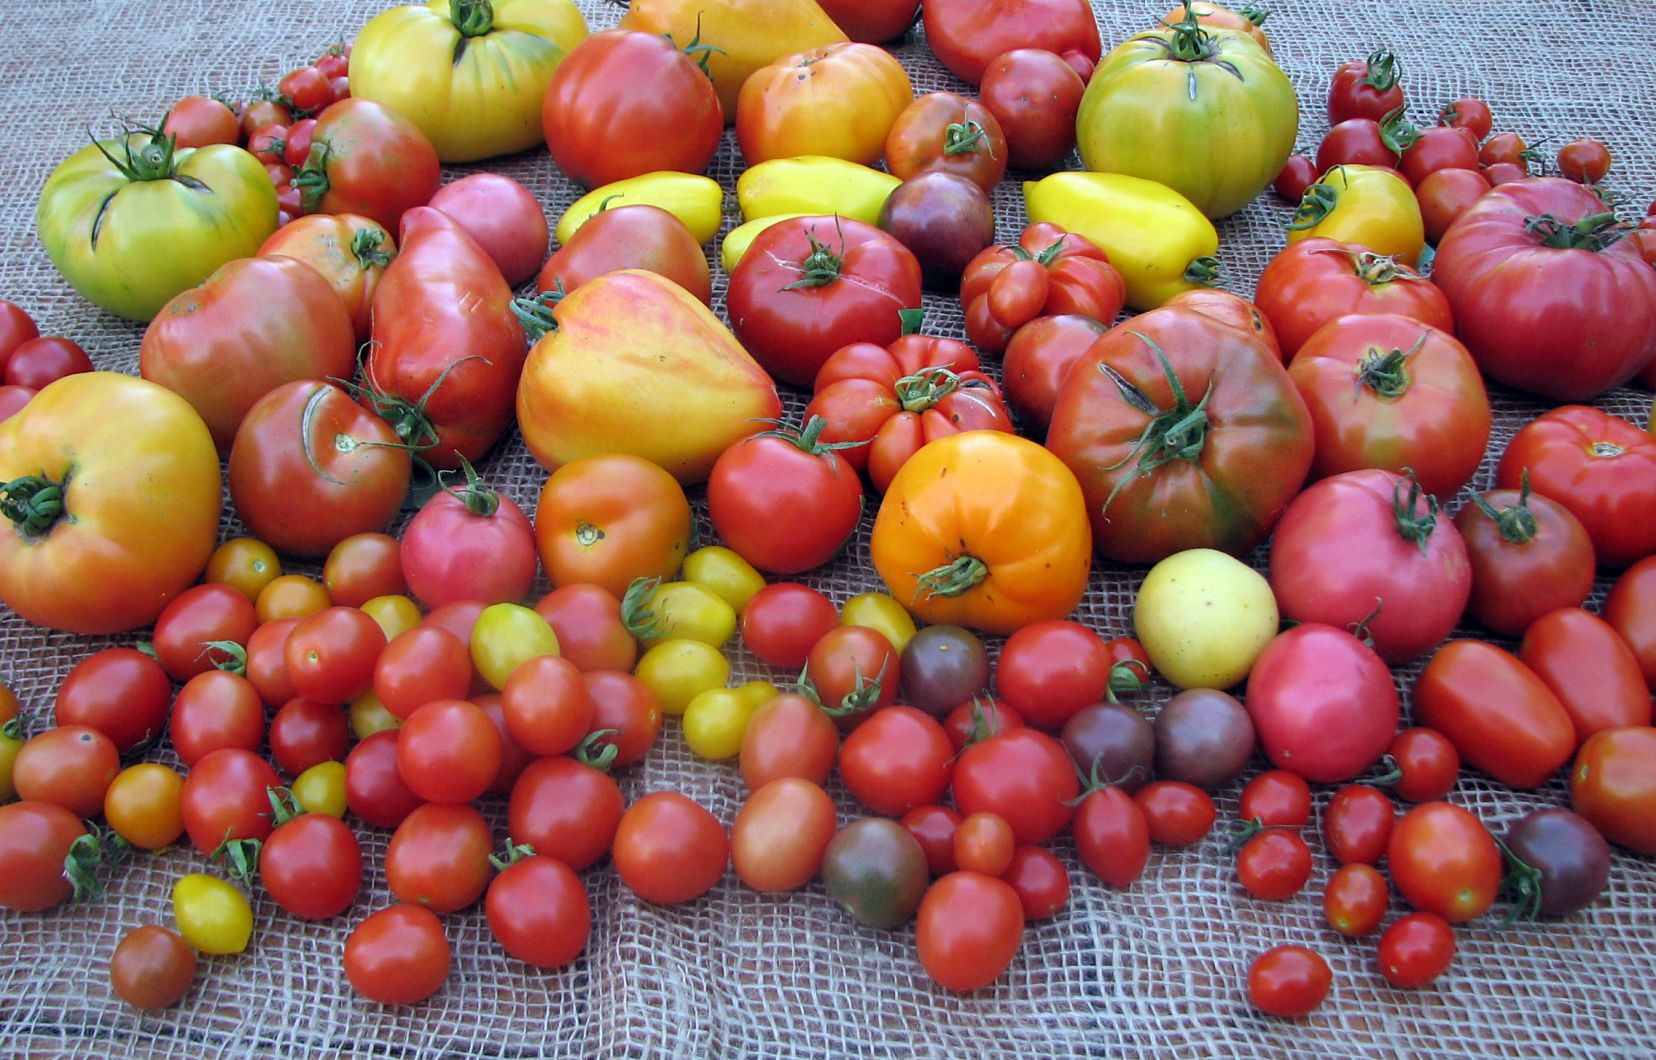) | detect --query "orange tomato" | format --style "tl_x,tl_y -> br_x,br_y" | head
736,43 -> 913,166
534,454 -> 692,599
